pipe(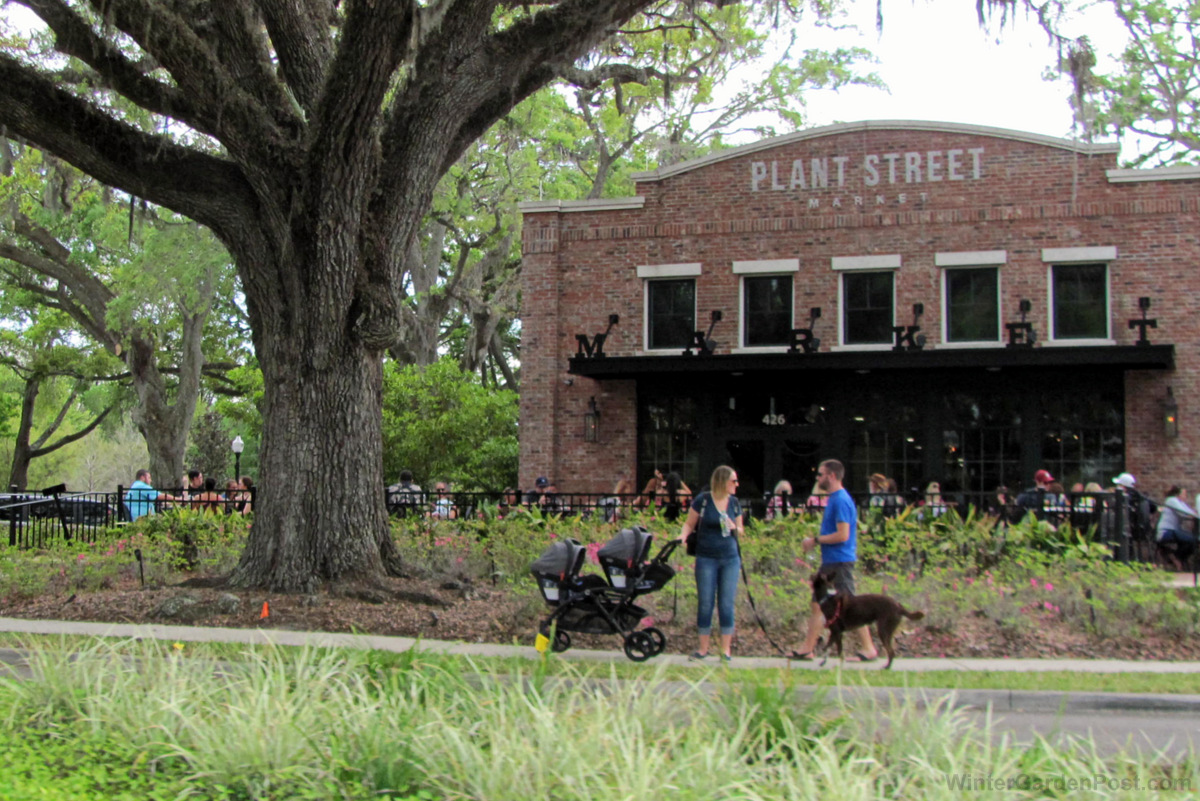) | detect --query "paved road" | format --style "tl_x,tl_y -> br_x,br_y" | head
975,708 -> 1199,760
